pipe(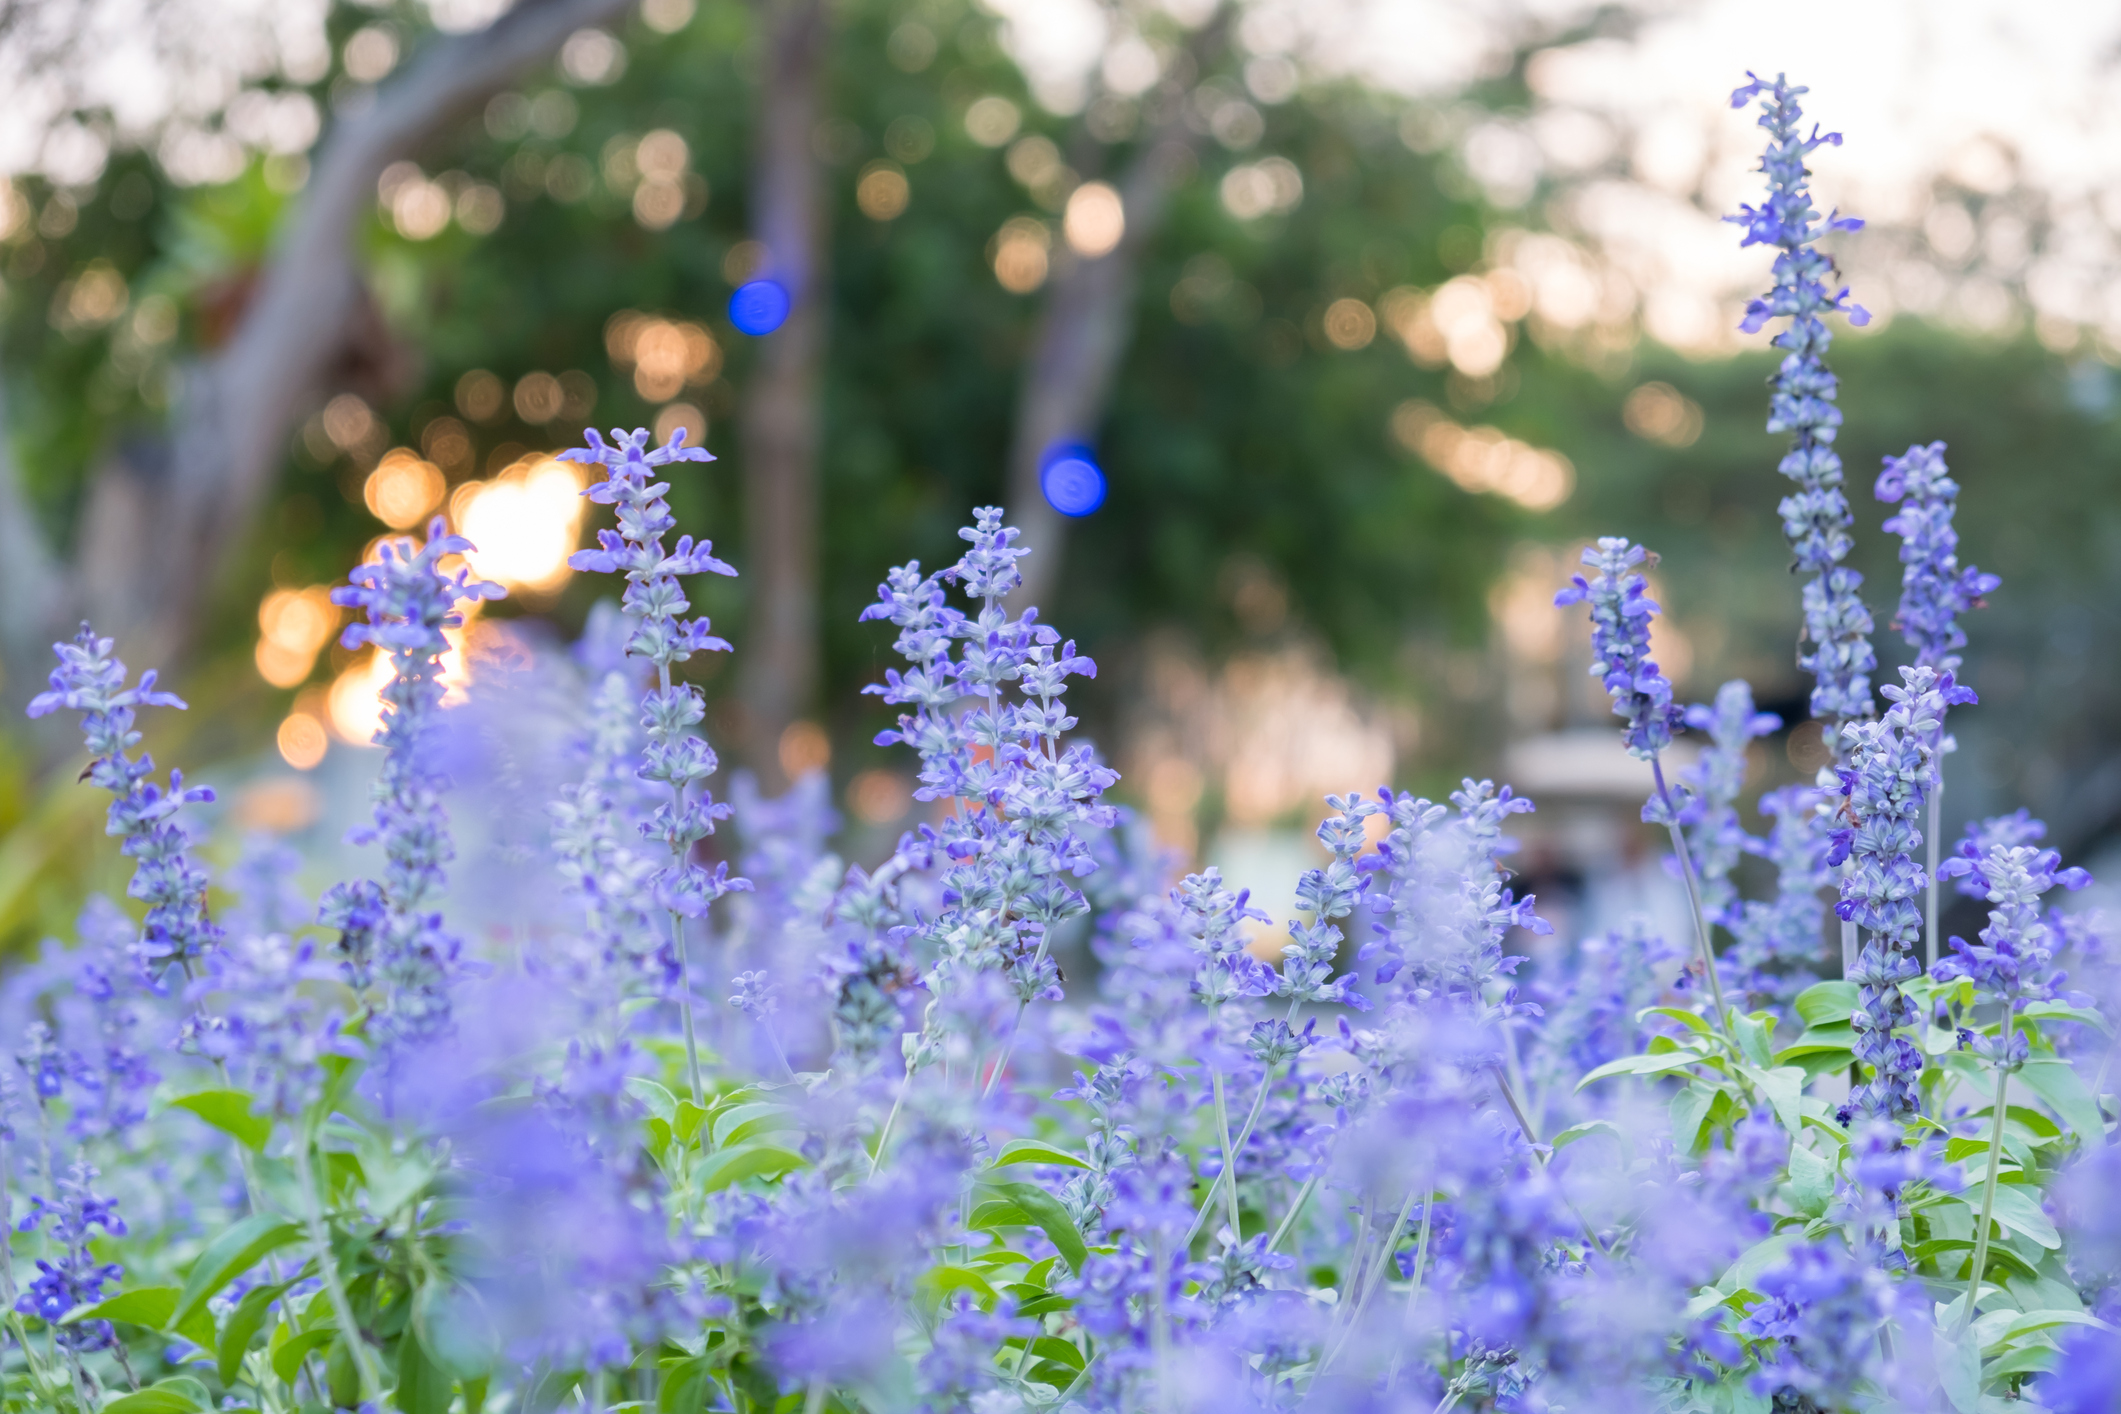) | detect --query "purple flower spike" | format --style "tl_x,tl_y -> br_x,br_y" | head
1555,536 -> 1684,761
322,519 -> 503,1049
1728,71 -> 1876,727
